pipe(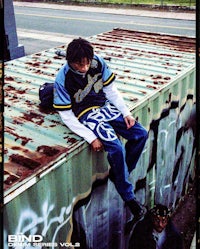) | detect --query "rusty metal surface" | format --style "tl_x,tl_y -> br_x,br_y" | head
4,47 -> 82,194
4,28 -> 195,197
91,29 -> 195,110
